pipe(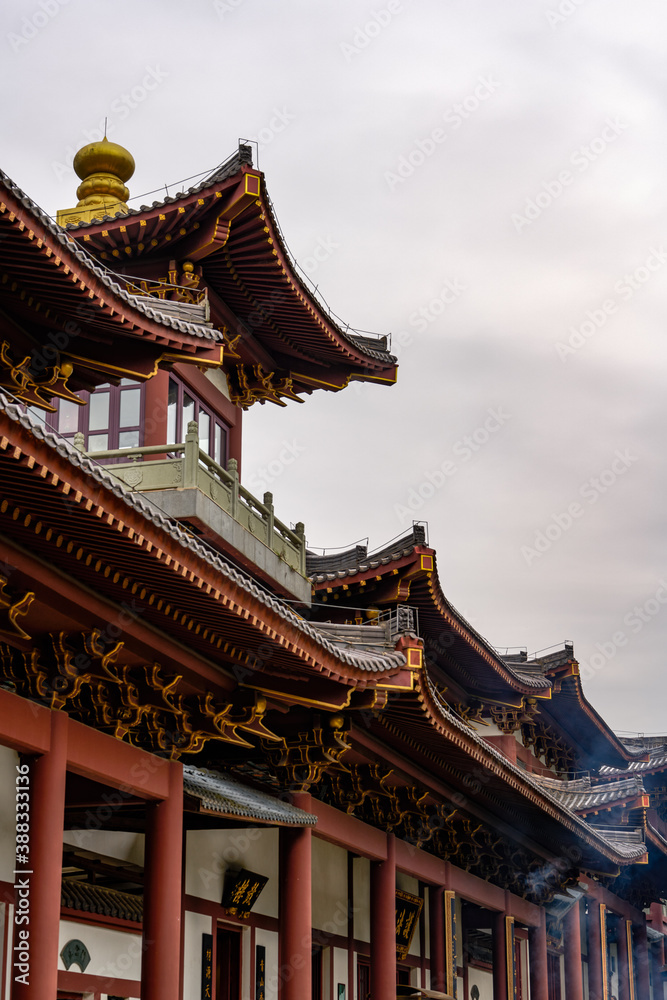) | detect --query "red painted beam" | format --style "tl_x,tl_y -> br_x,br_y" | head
67,717 -> 171,799
0,697 -> 173,800
309,797 -> 387,860
581,877 -> 644,924
0,689 -> 50,754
